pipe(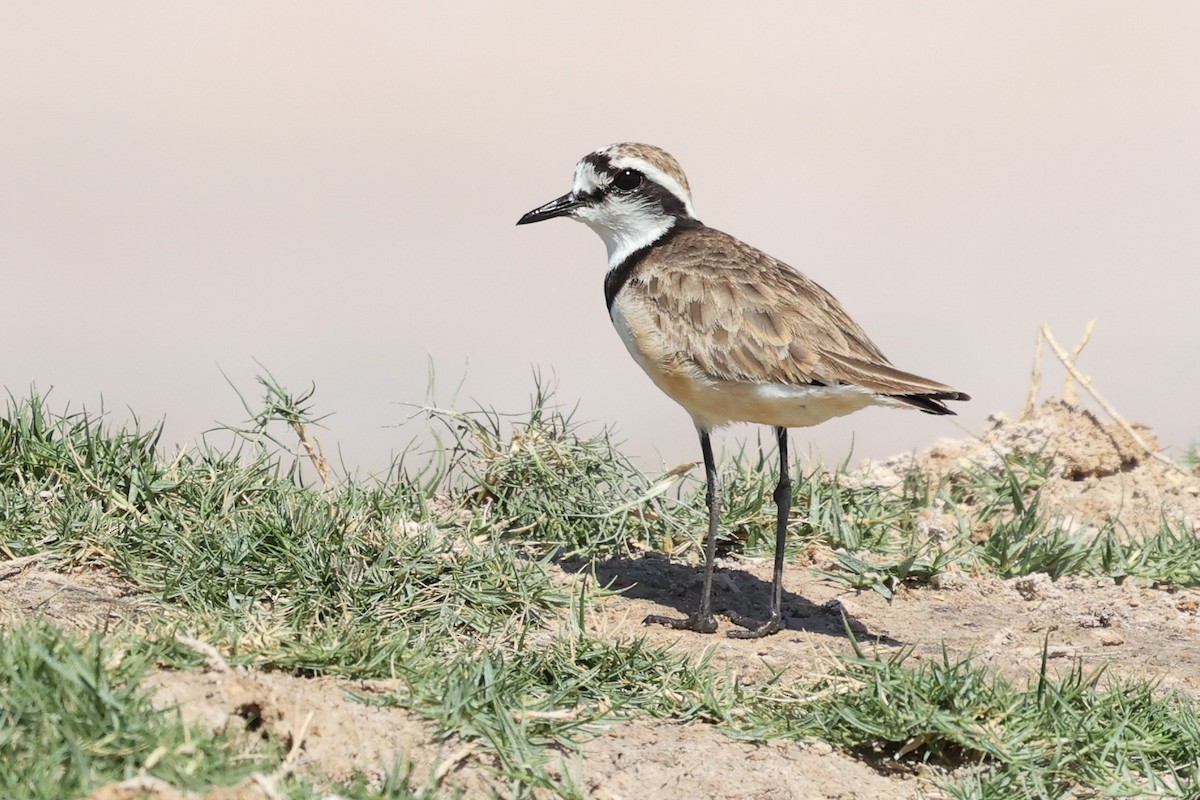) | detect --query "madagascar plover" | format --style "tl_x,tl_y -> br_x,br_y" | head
517,143 -> 968,638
